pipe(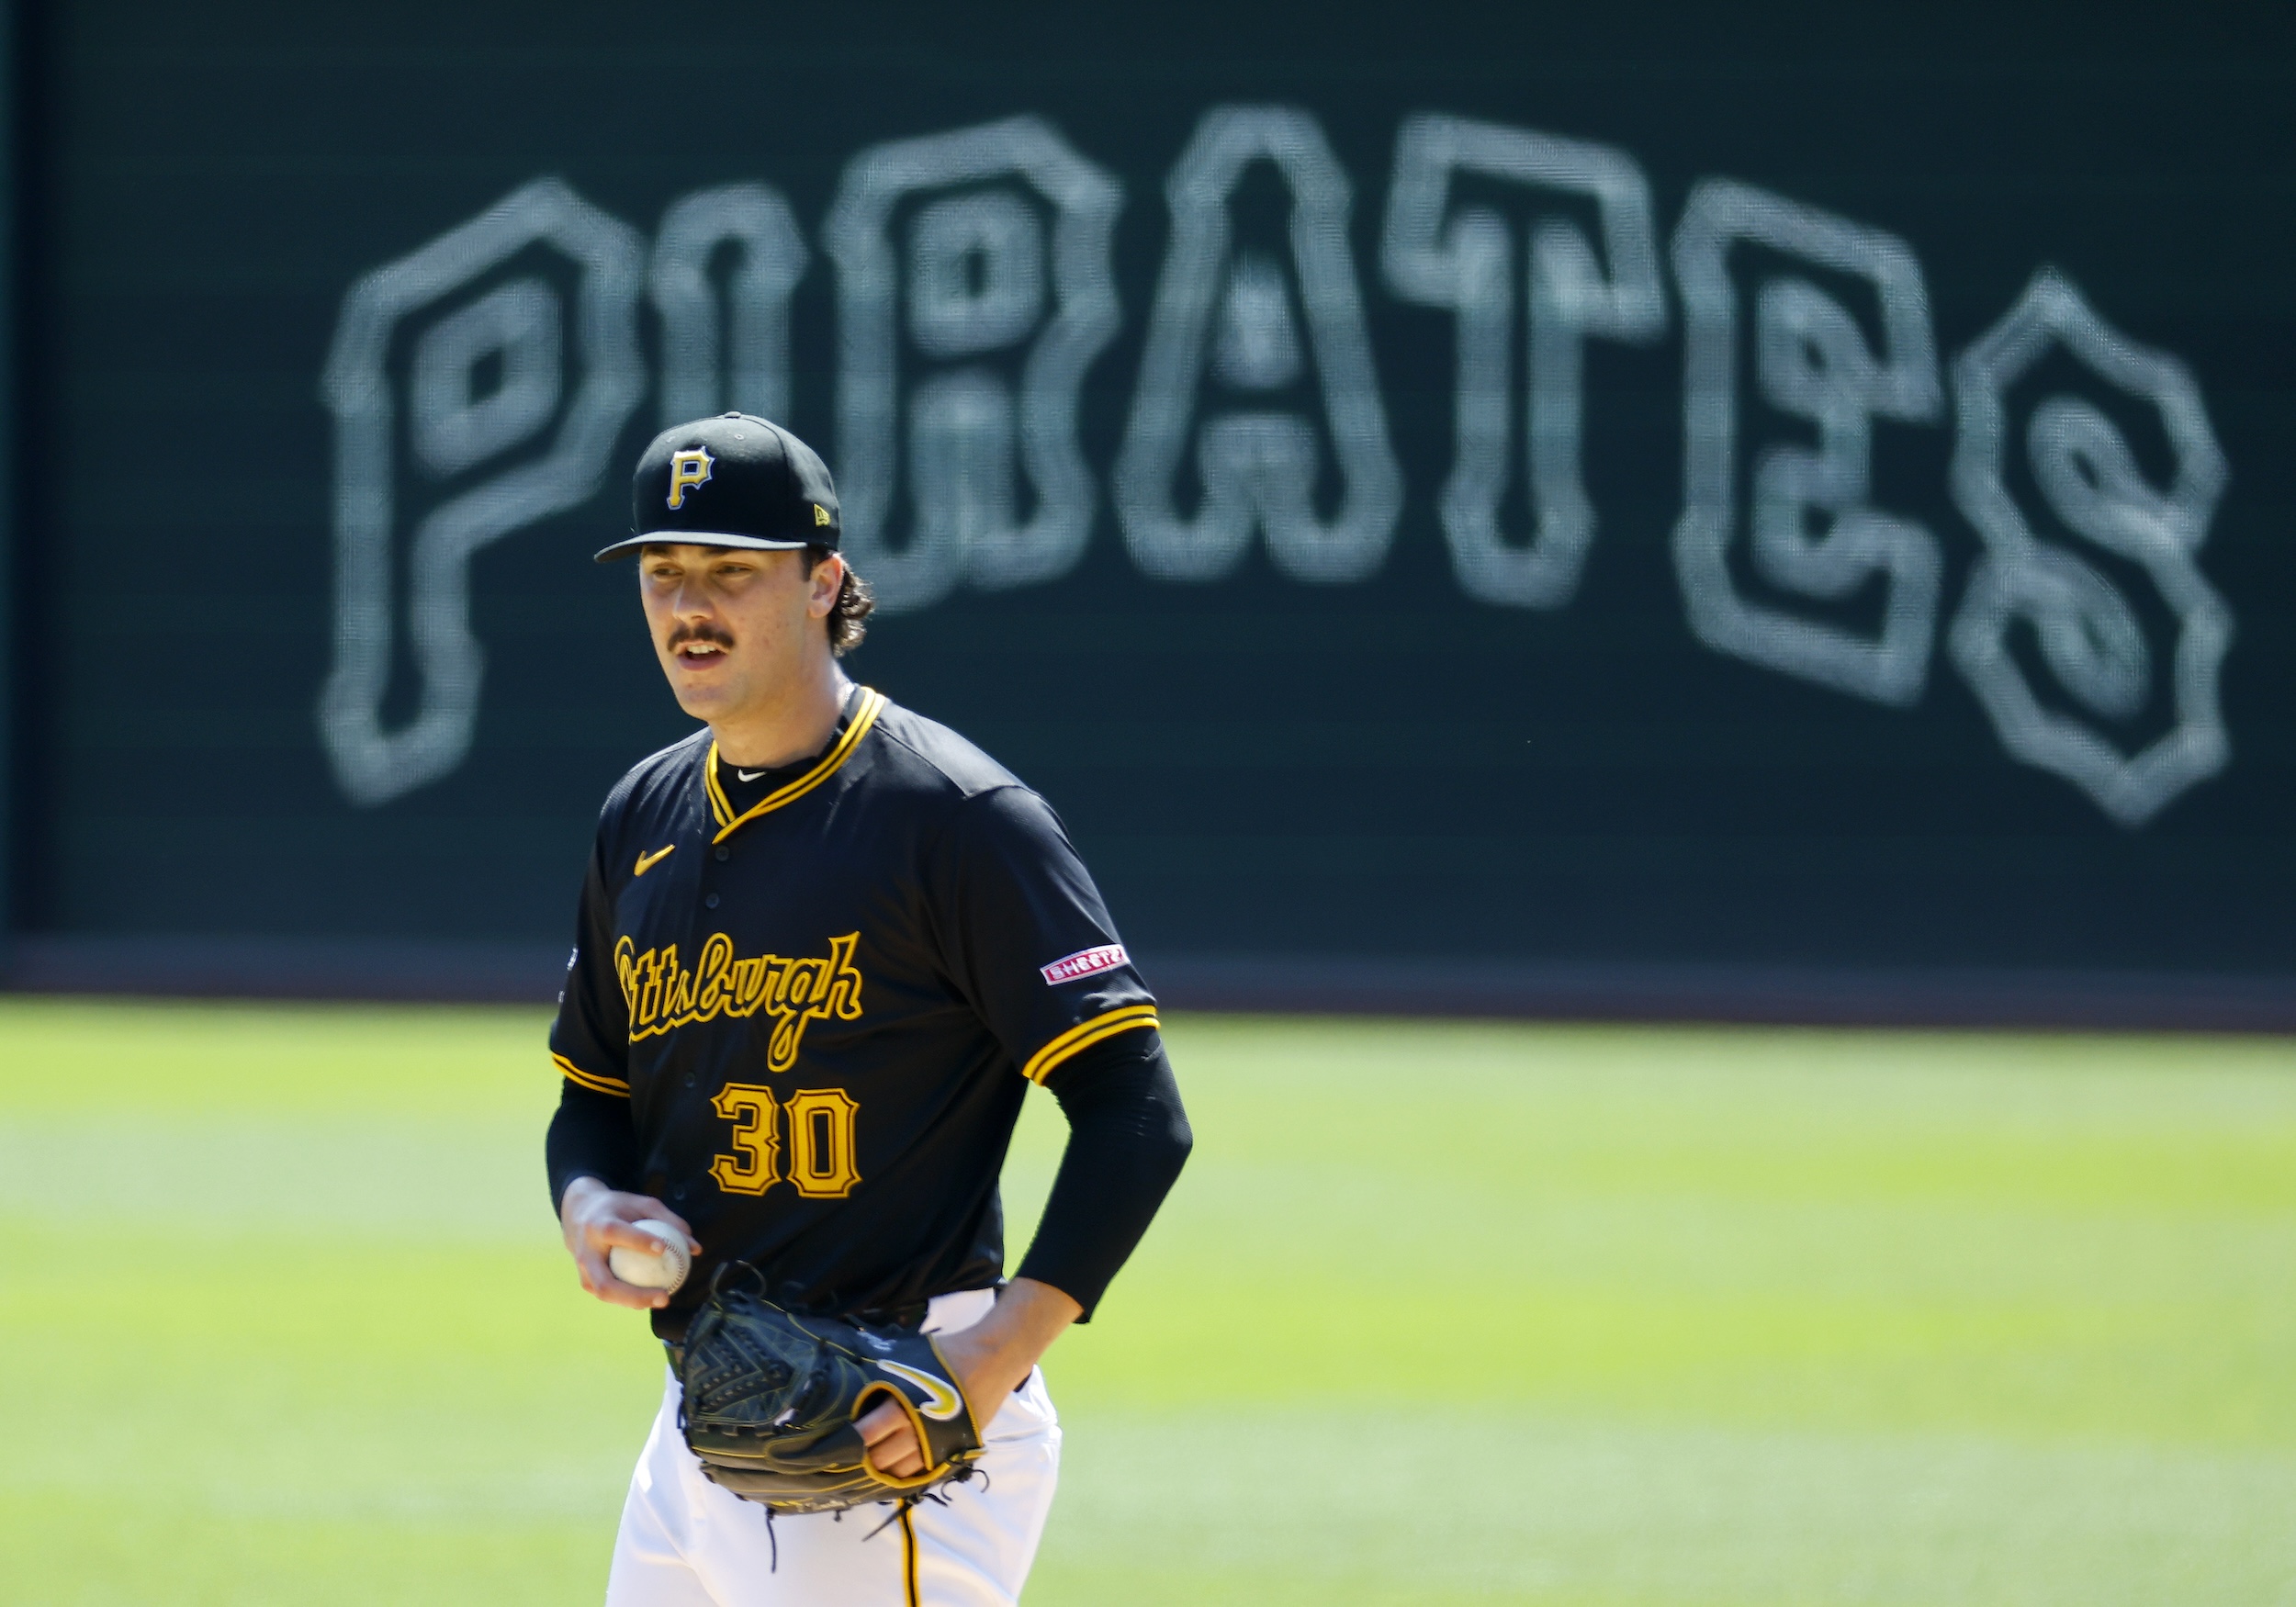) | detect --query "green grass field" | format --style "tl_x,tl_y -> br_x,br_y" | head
3,999 -> 2294,1604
